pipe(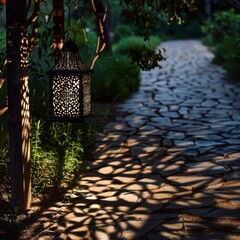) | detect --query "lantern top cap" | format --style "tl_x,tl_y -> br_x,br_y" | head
47,38 -> 93,74
62,39 -> 79,52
